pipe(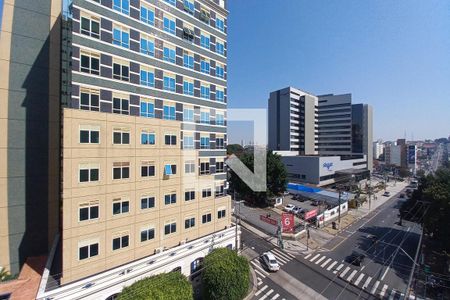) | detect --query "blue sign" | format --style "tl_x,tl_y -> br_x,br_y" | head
323,162 -> 333,171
